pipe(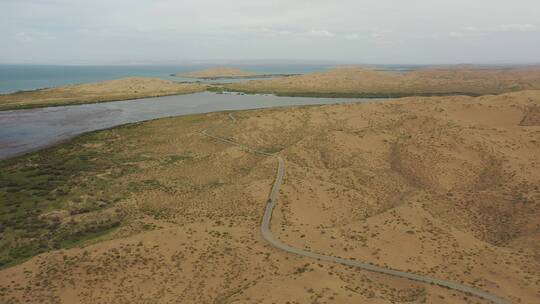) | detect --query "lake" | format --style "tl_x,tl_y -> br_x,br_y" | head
0,92 -> 373,160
